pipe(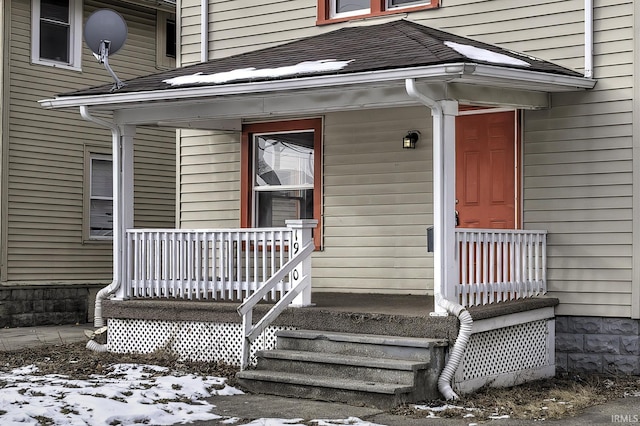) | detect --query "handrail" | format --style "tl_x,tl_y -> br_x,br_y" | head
237,241 -> 315,370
